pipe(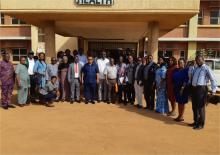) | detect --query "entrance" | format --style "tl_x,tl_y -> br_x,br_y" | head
88,41 -> 137,62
